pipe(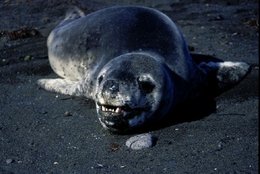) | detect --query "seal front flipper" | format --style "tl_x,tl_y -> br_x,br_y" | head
37,78 -> 84,97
